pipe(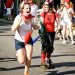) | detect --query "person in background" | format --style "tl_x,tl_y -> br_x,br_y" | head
60,0 -> 75,44
39,2 -> 57,69
37,1 -> 49,16
56,4 -> 64,39
29,0 -> 38,17
70,1 -> 74,9
11,1 -> 39,75
5,0 -> 13,20
45,0 -> 54,9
